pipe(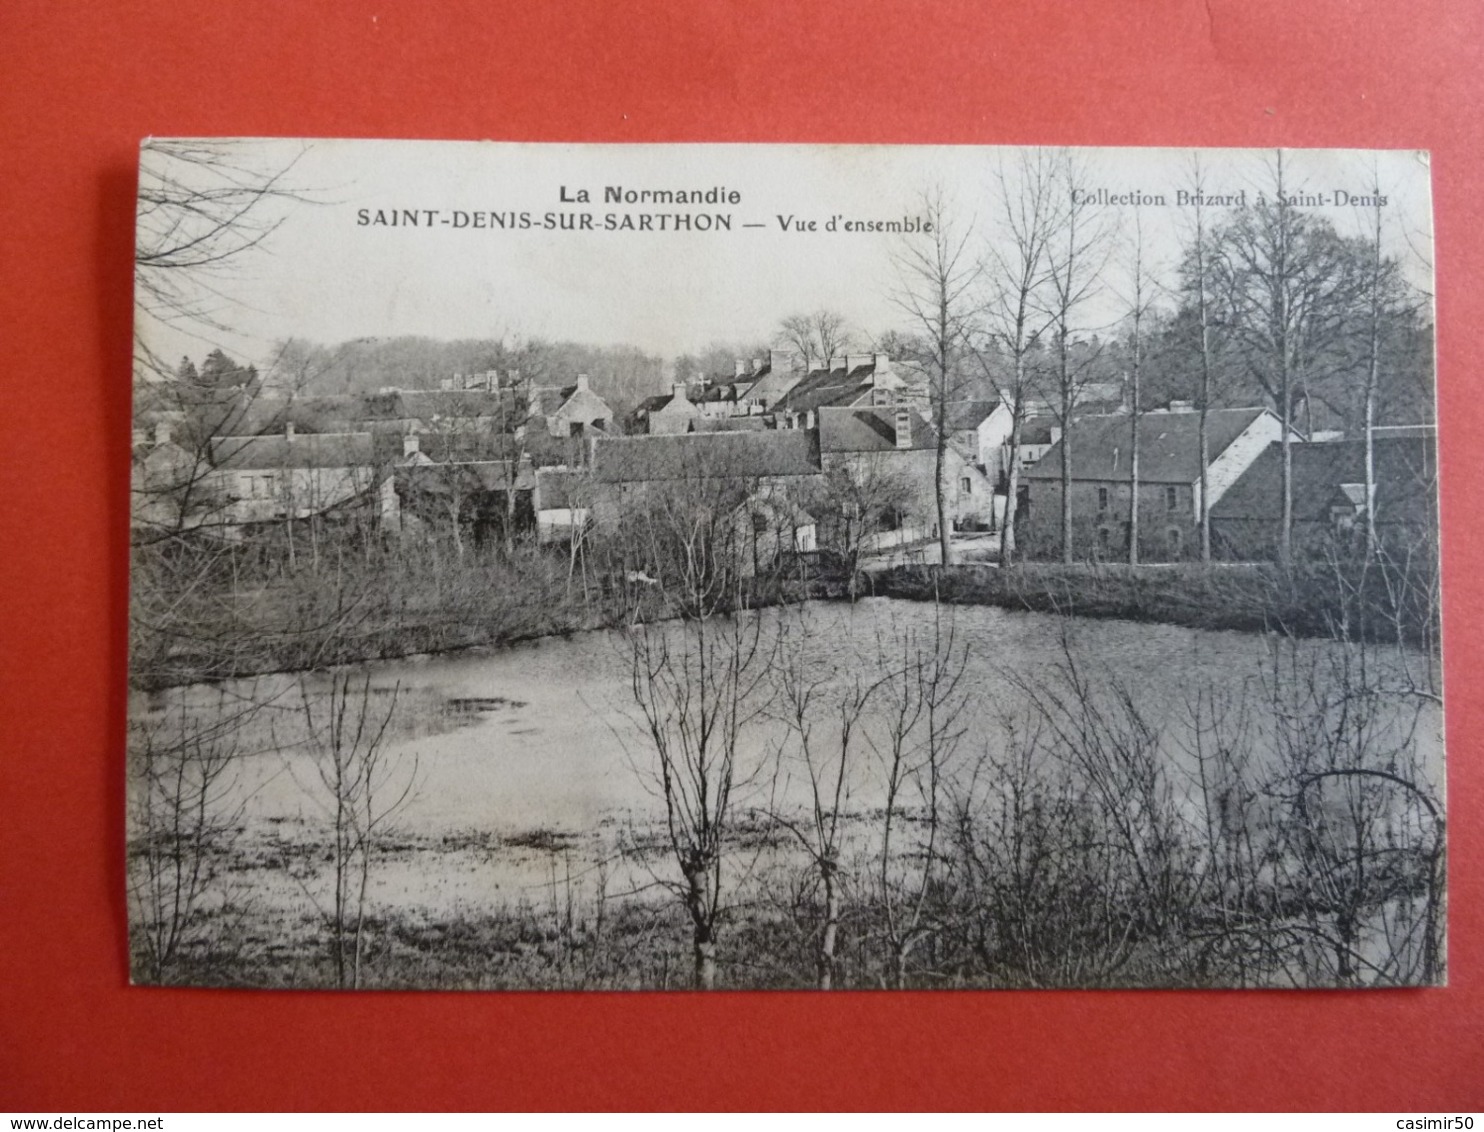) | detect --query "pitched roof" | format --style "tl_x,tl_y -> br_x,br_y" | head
690,416 -> 768,433
396,389 -> 510,421
210,432 -> 375,470
1020,415 -> 1060,446
1210,434 -> 1438,522
551,384 -> 612,419
1023,408 -> 1271,484
592,431 -> 822,483
770,361 -> 882,415
817,406 -> 936,453
943,400 -> 1003,432
395,459 -> 535,494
